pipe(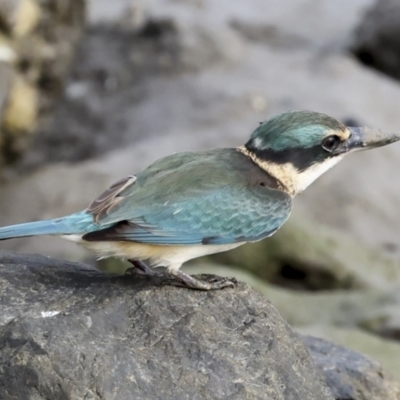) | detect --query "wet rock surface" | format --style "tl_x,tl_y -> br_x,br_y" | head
0,250 -> 333,400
